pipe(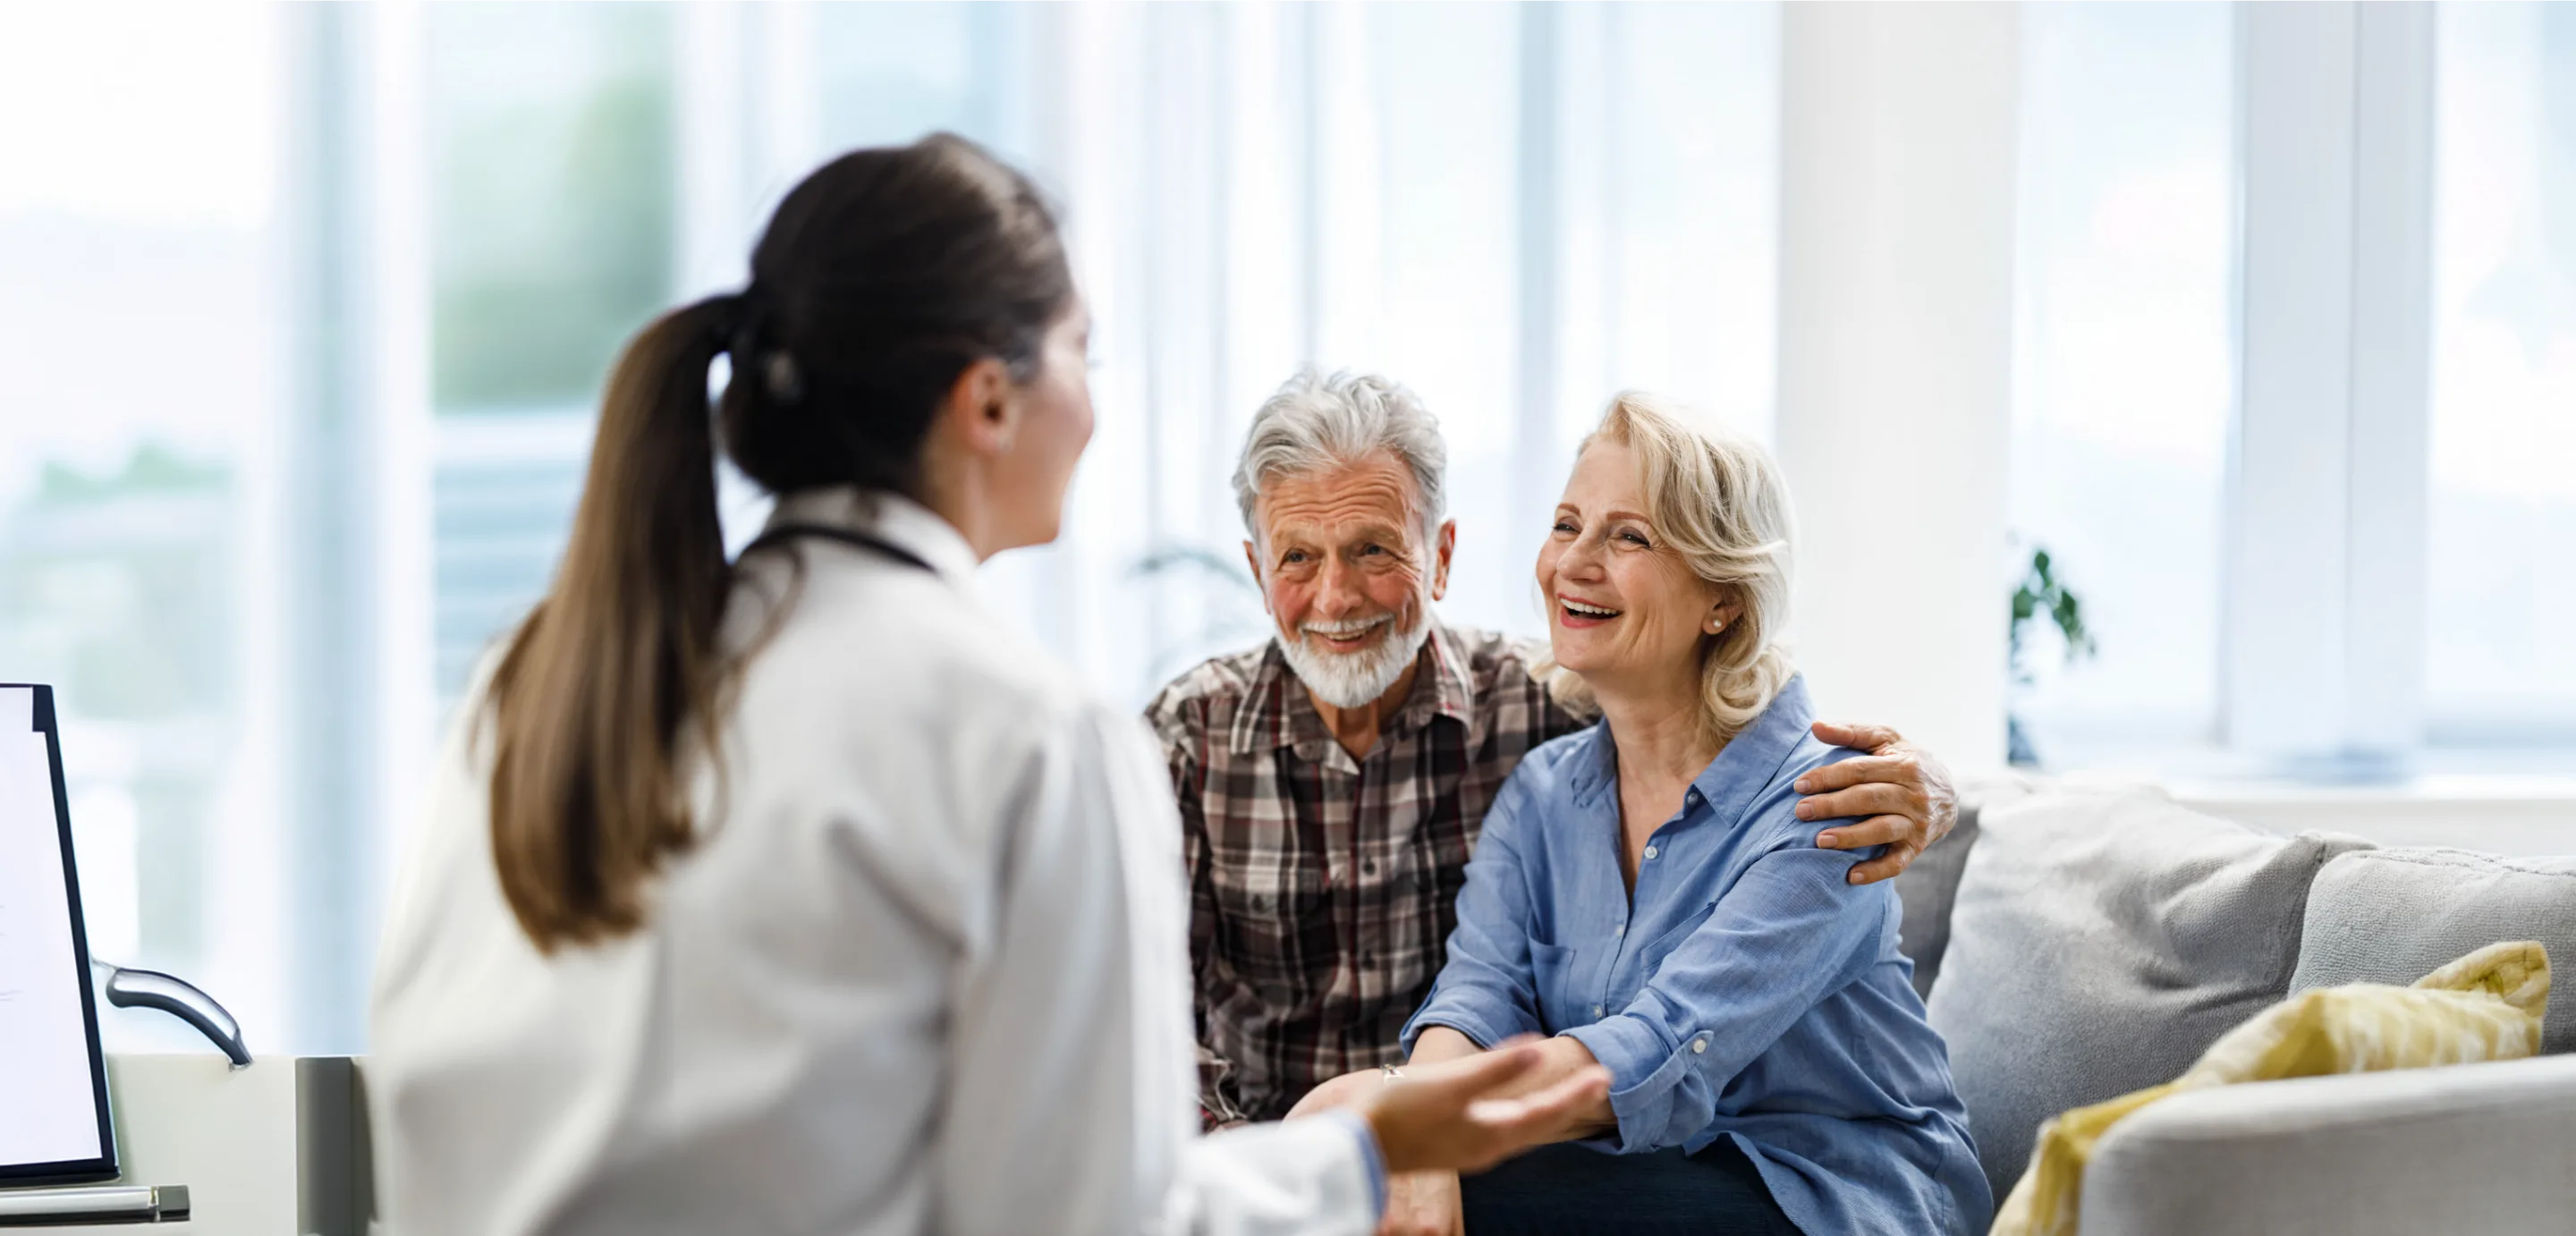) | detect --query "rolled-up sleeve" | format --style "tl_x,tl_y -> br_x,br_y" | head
1400,775 -> 1547,1054
1560,844 -> 1885,1153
